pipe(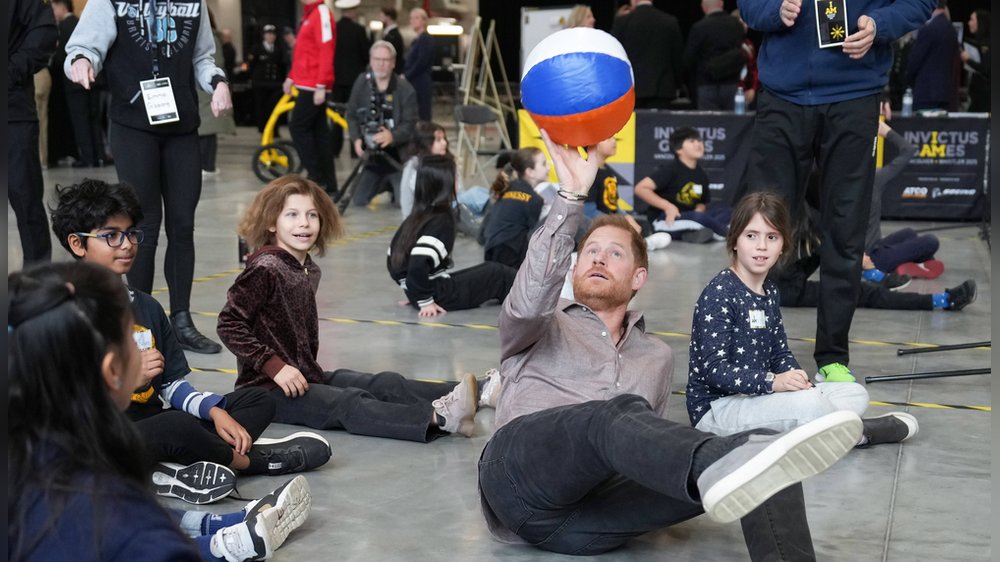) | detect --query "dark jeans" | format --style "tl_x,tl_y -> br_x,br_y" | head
8,121 -> 52,264
479,395 -> 815,559
253,85 -> 283,132
112,123 -> 201,313
406,262 -> 517,312
747,89 -> 879,368
269,369 -> 458,443
351,159 -> 402,206
289,93 -> 336,193
869,228 -> 939,272
132,387 -> 275,467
